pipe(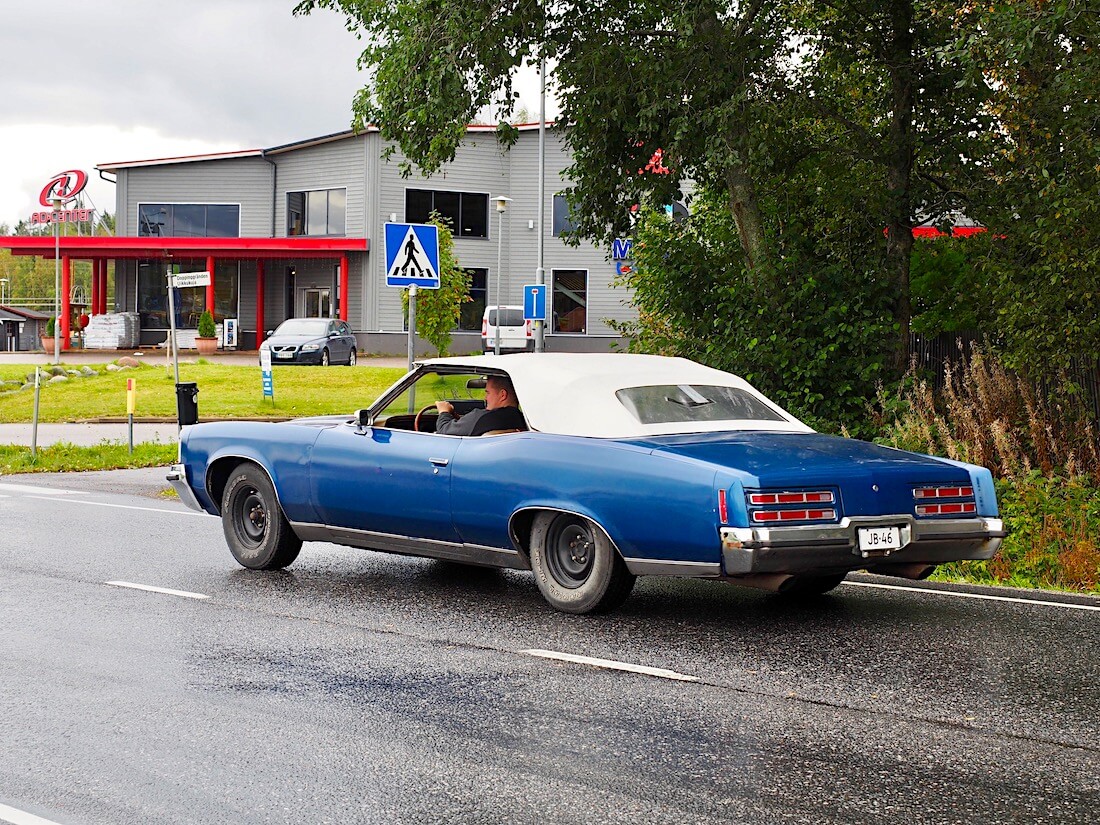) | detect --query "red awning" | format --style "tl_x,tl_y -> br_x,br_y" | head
0,236 -> 368,259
